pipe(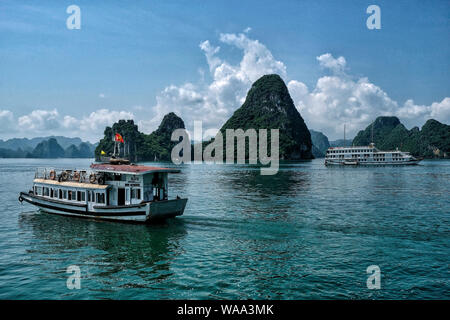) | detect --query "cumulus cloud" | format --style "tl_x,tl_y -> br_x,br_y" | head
316,53 -> 346,74
141,36 -> 448,140
140,31 -> 287,135
18,109 -> 60,131
289,53 -> 449,139
6,108 -> 134,142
